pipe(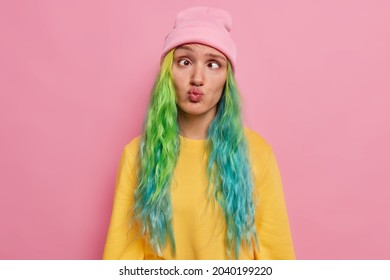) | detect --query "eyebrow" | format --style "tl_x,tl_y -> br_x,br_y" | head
176,45 -> 227,62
